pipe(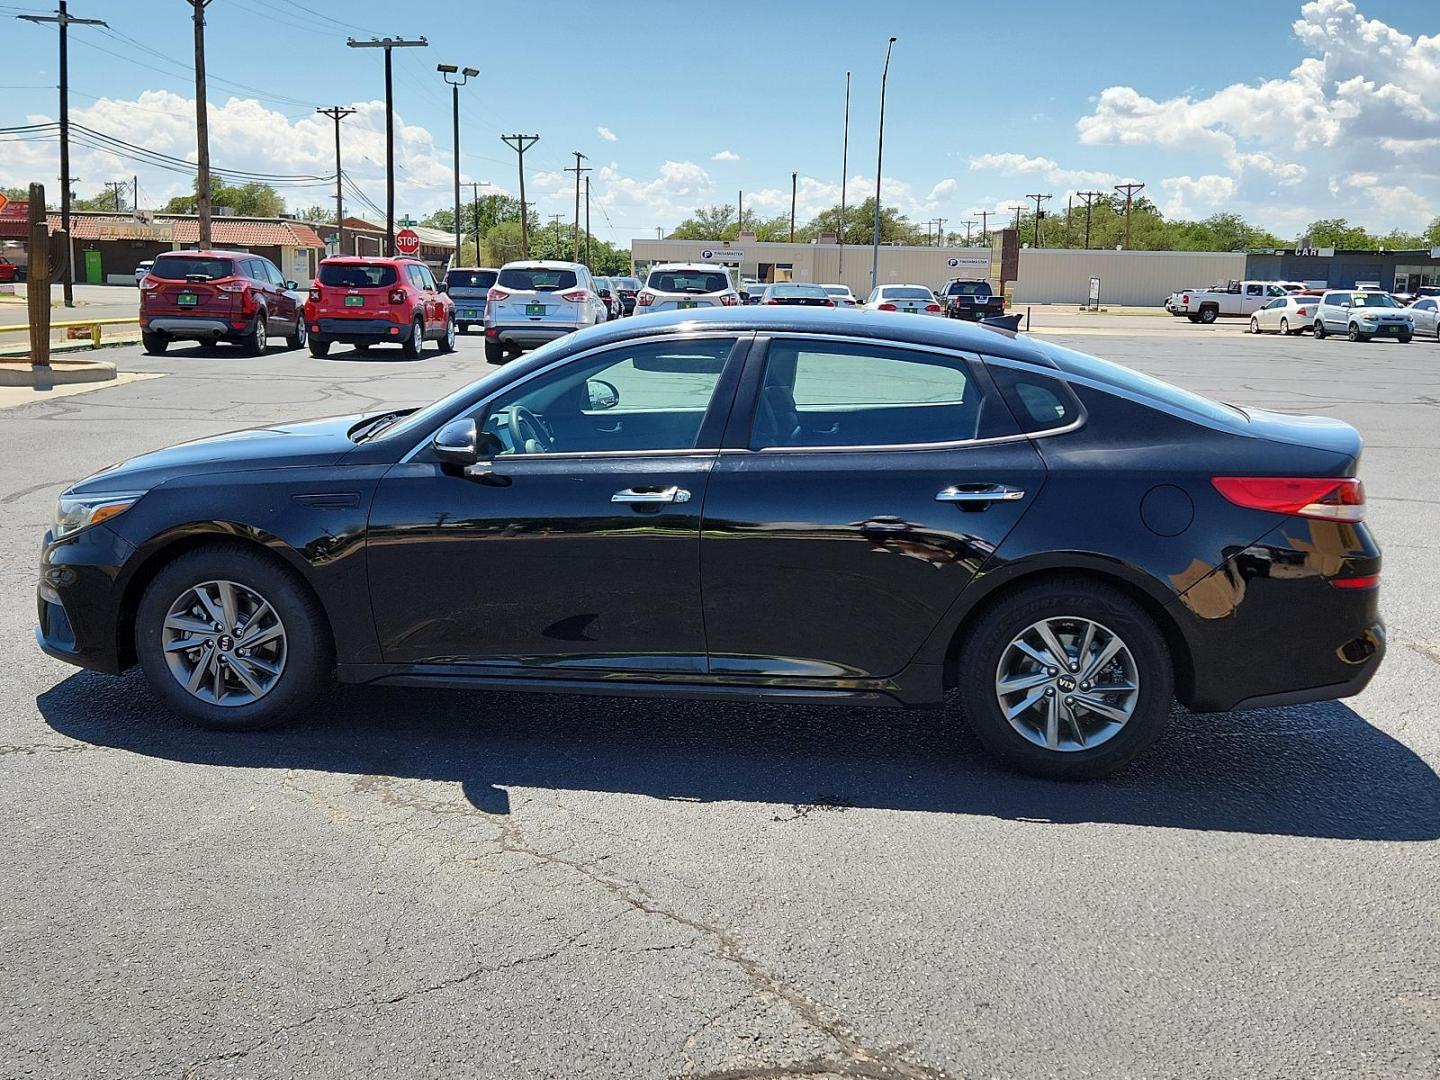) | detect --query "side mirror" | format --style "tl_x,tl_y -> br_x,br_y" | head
436,283 -> 448,294
1341,300 -> 1351,308
432,417 -> 479,466
586,378 -> 619,410
284,280 -> 299,290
